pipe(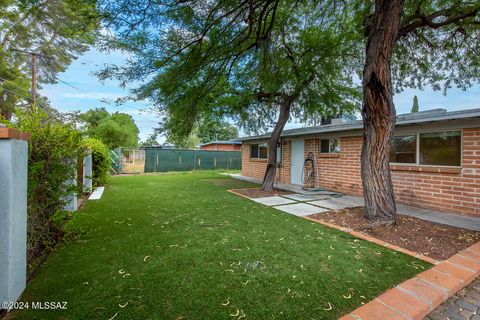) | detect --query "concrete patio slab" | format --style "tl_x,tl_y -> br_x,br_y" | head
275,203 -> 329,216
397,204 -> 432,217
417,211 -> 480,231
282,194 -> 330,202
307,198 -> 357,210
340,195 -> 365,206
251,196 -> 297,206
